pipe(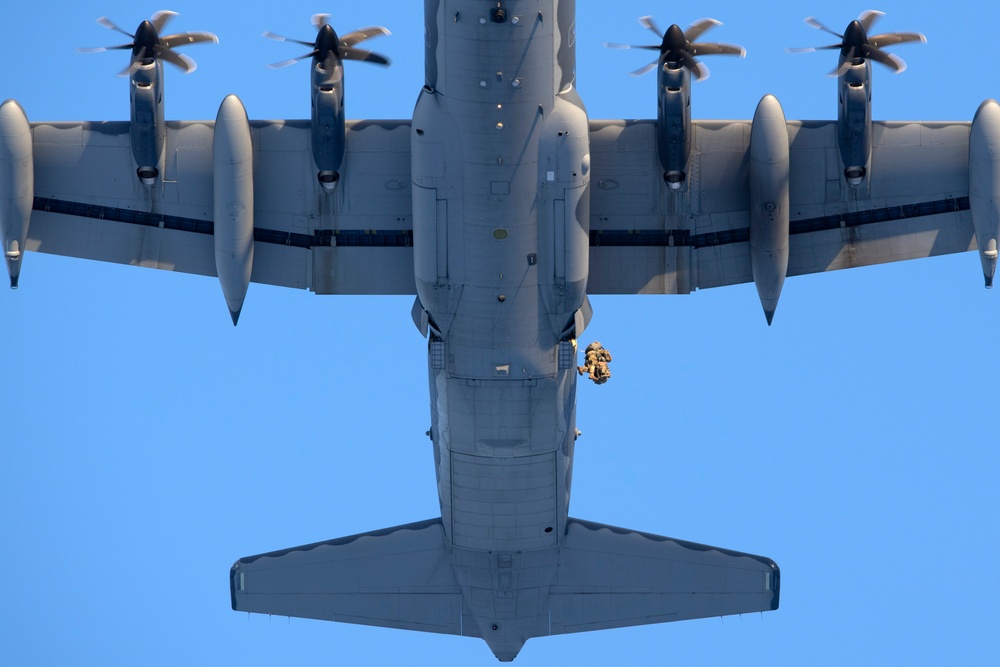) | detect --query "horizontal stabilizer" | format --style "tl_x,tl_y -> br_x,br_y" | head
230,517 -> 779,658
230,518 -> 463,635
550,518 -> 780,634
